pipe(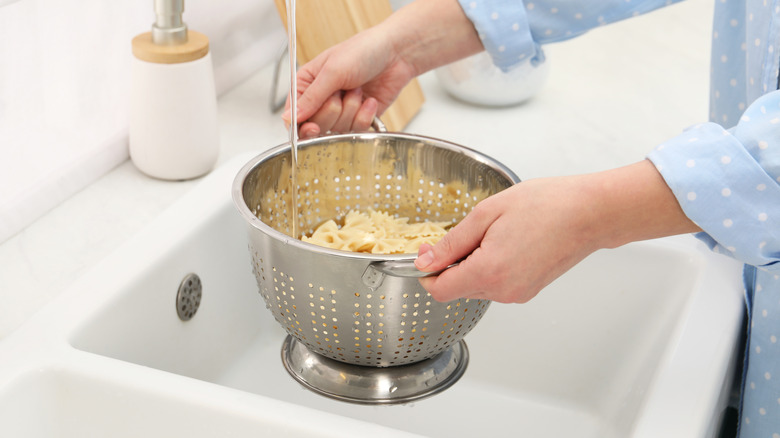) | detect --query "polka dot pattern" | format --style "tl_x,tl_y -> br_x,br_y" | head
646,114 -> 780,438
710,1 -> 780,128
458,1 -> 780,436
648,119 -> 780,269
458,0 -> 542,71
742,268 -> 780,437
456,0 -> 686,71
650,2 -> 780,434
